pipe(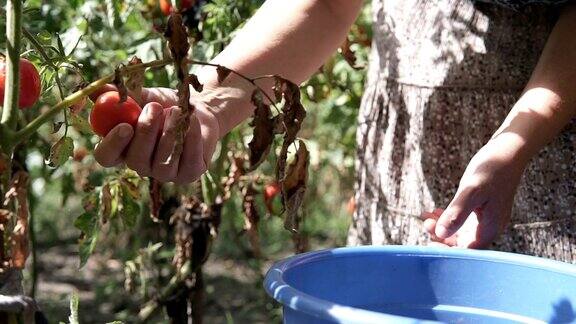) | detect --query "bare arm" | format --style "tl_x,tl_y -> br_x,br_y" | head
428,3 -> 576,247
197,0 -> 364,136
92,0 -> 363,183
